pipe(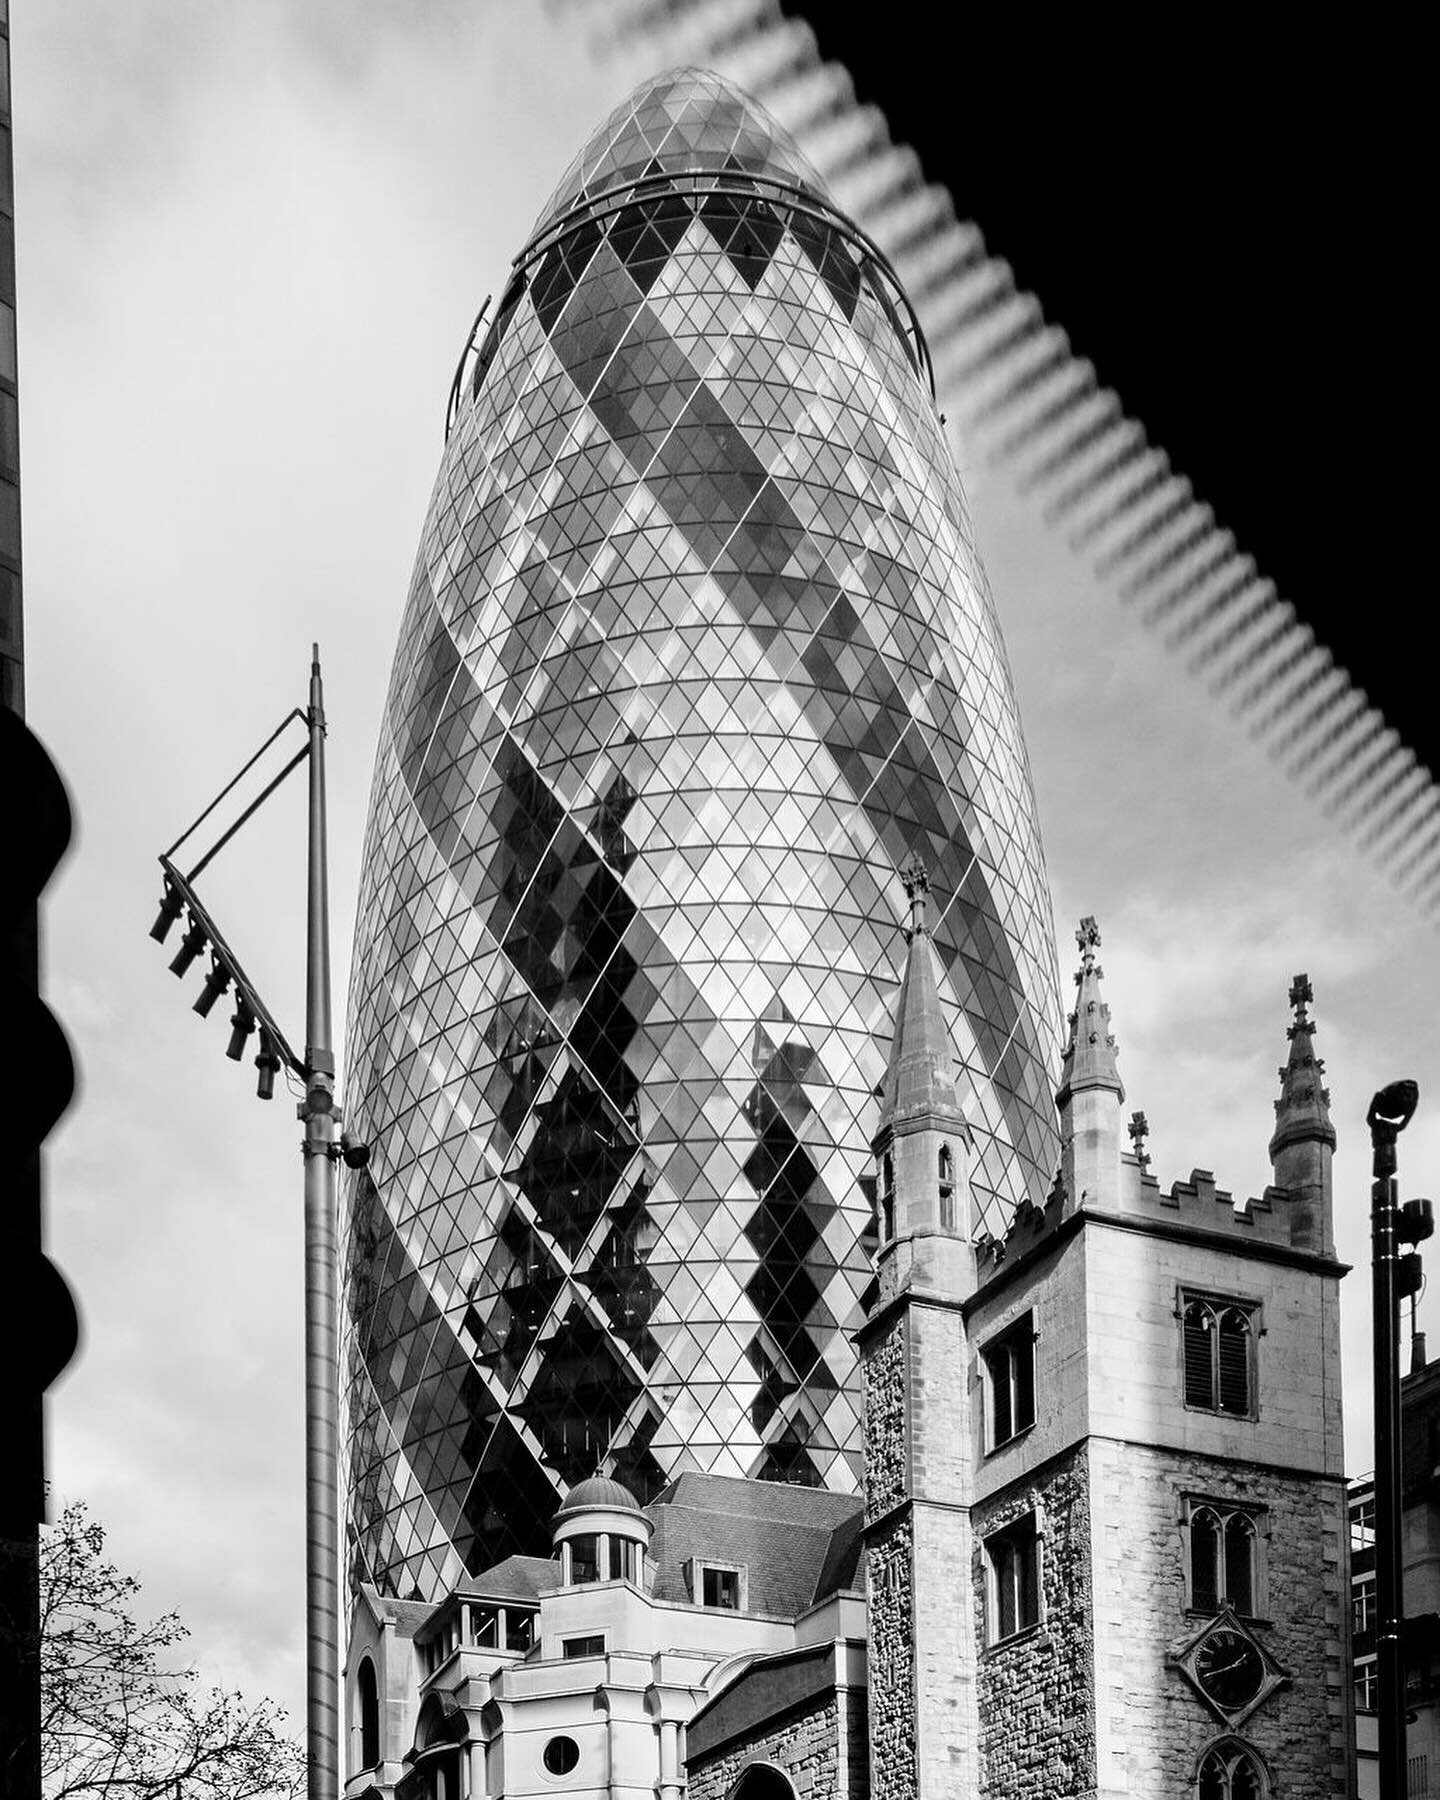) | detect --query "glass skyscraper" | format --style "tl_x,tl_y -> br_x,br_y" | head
343,68 -> 1063,1601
